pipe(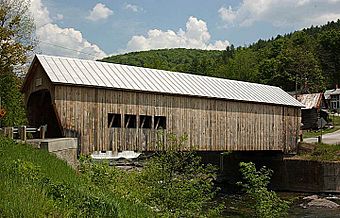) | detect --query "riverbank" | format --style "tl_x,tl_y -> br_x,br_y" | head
1,135 -> 339,217
0,136 -> 155,217
221,192 -> 340,217
0,136 -> 222,217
